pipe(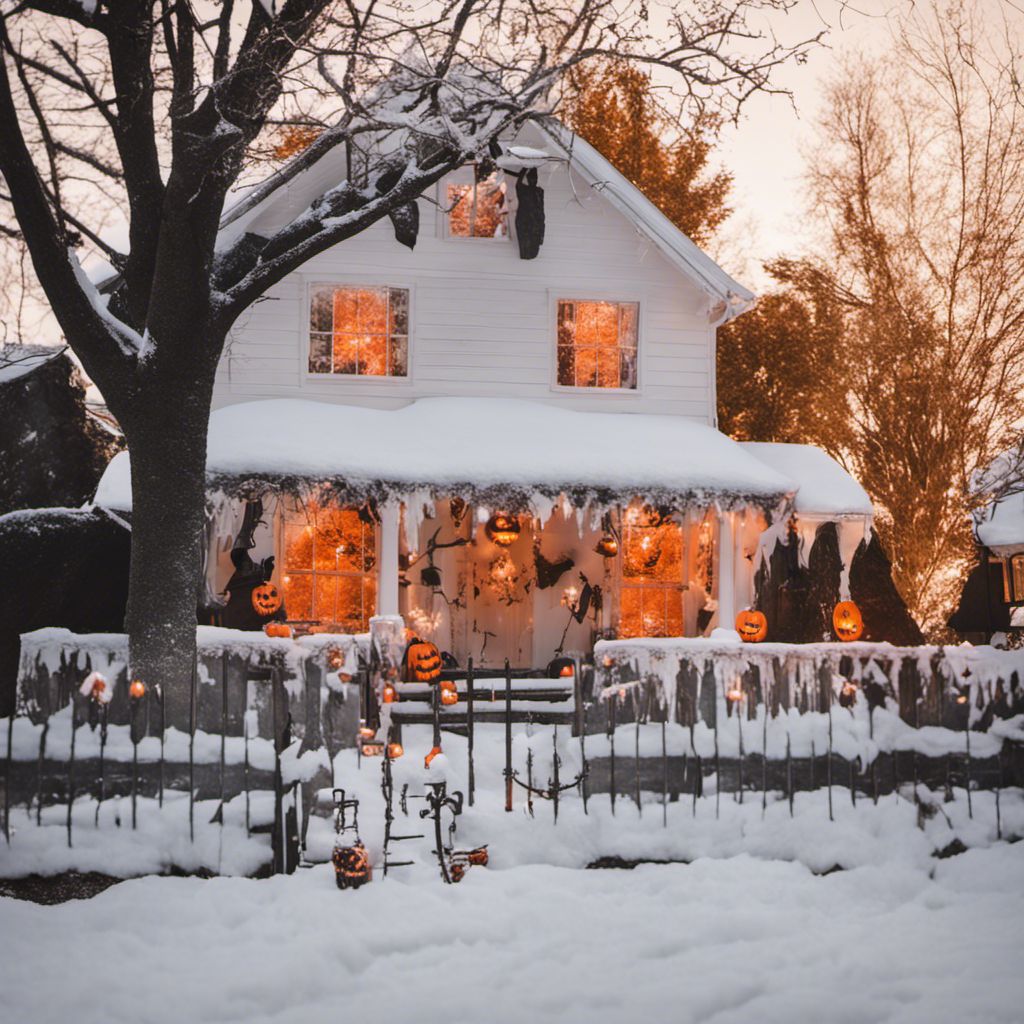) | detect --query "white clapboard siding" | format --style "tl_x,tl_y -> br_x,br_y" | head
214,135 -> 723,422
